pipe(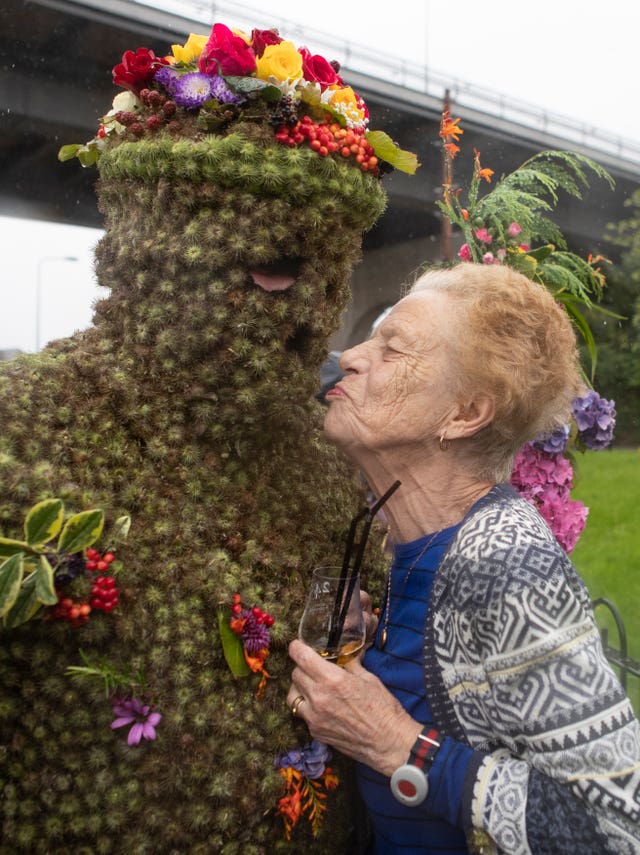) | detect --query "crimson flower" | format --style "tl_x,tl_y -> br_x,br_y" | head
112,48 -> 169,95
199,23 -> 256,76
250,28 -> 283,57
299,47 -> 339,89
